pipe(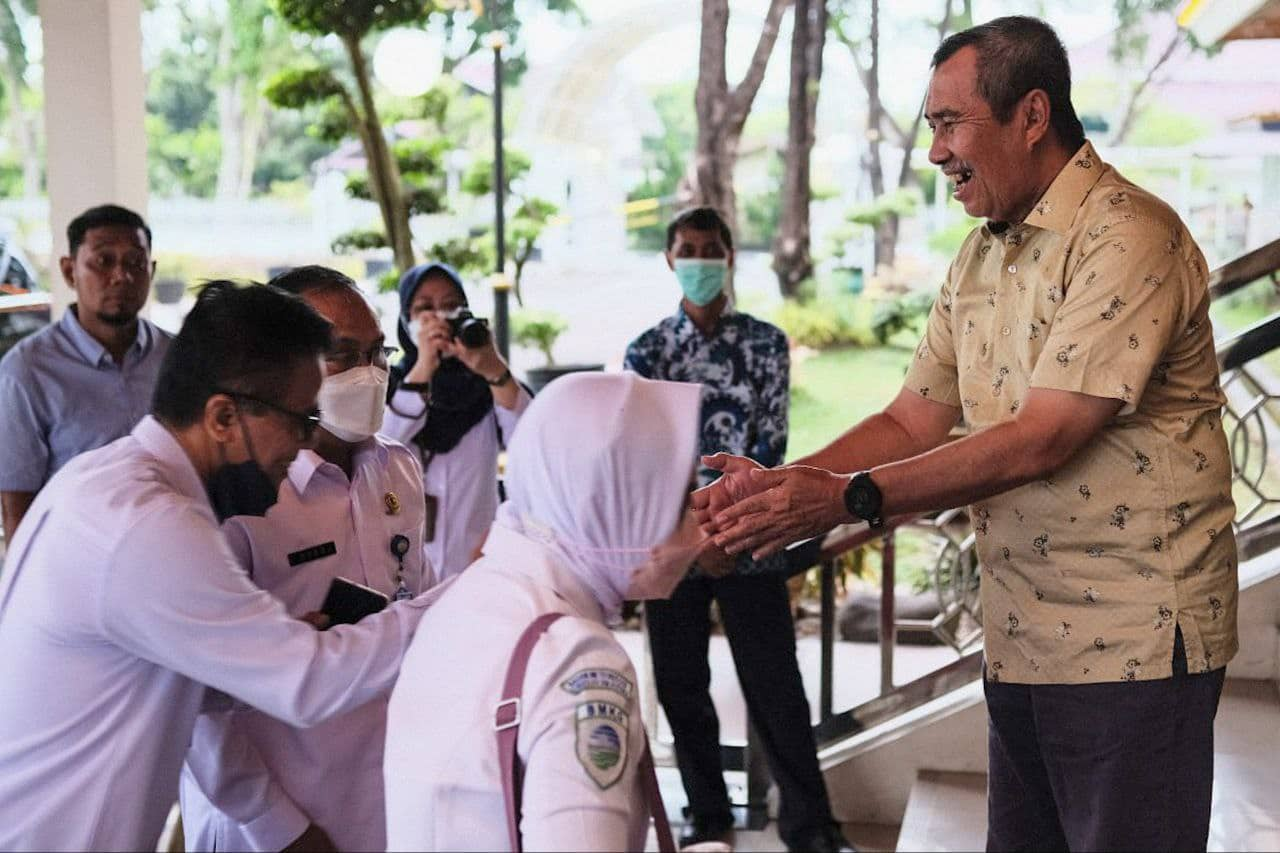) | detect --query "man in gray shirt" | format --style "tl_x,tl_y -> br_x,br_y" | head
0,204 -> 170,541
